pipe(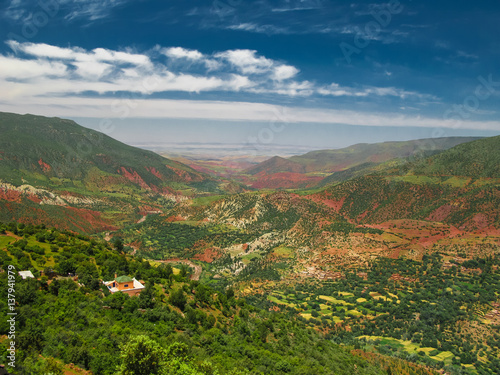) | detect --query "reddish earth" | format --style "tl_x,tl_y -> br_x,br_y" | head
38,158 -> 52,172
358,203 -> 379,220
3,231 -> 22,239
187,164 -> 218,175
0,186 -> 43,204
166,215 -> 185,222
471,213 -> 490,230
27,195 -> 42,204
119,167 -> 150,190
193,247 -> 221,263
321,247 -> 348,256
388,246 -> 403,259
0,201 -> 116,233
145,166 -> 164,180
307,192 -> 345,212
425,204 -> 457,222
0,189 -> 22,202
65,207 -> 118,232
127,240 -> 142,249
165,165 -> 201,182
